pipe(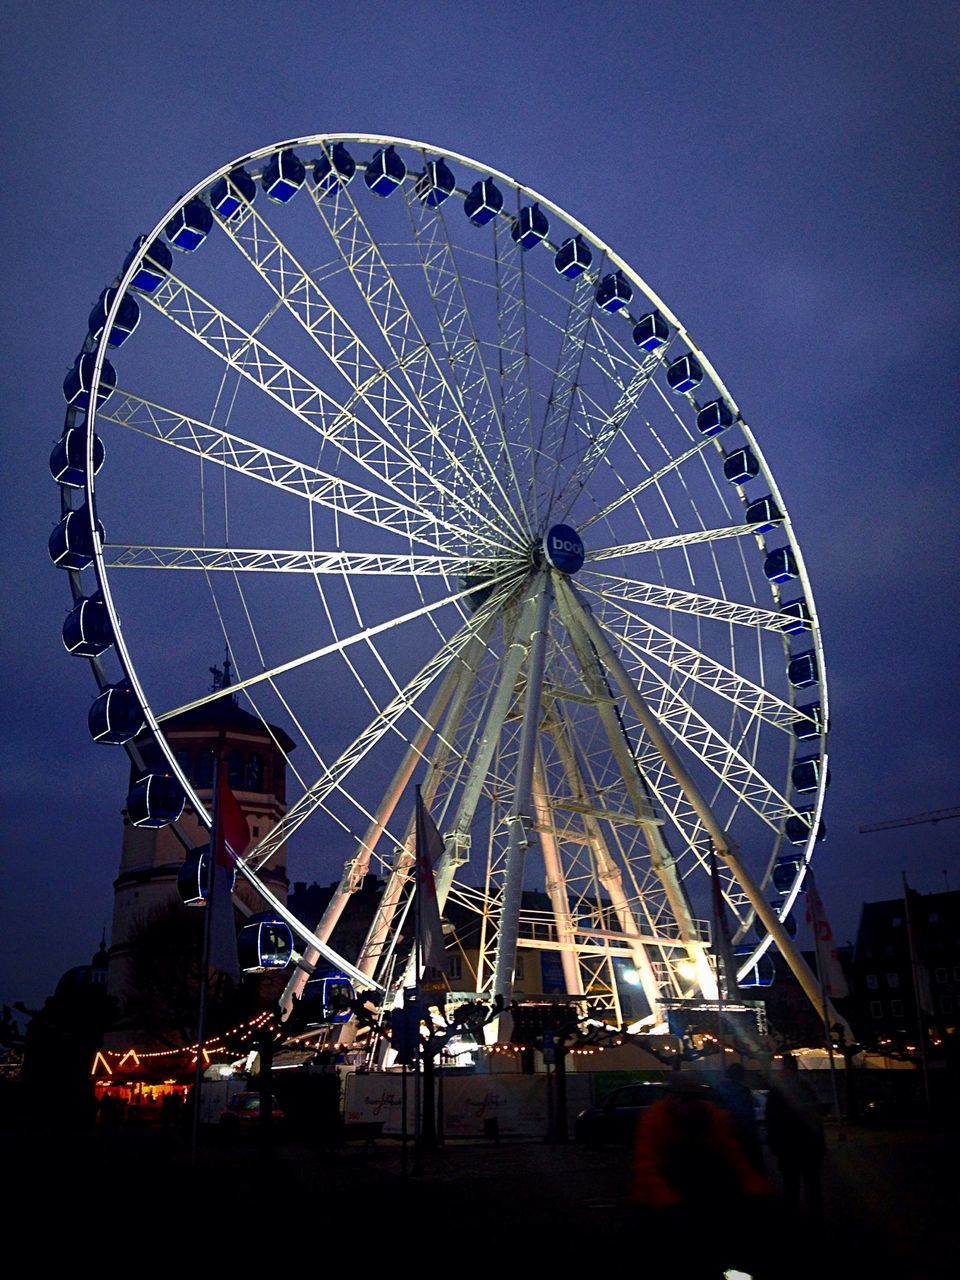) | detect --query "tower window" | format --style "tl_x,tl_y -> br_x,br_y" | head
227,749 -> 244,789
246,752 -> 264,791
194,749 -> 214,789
